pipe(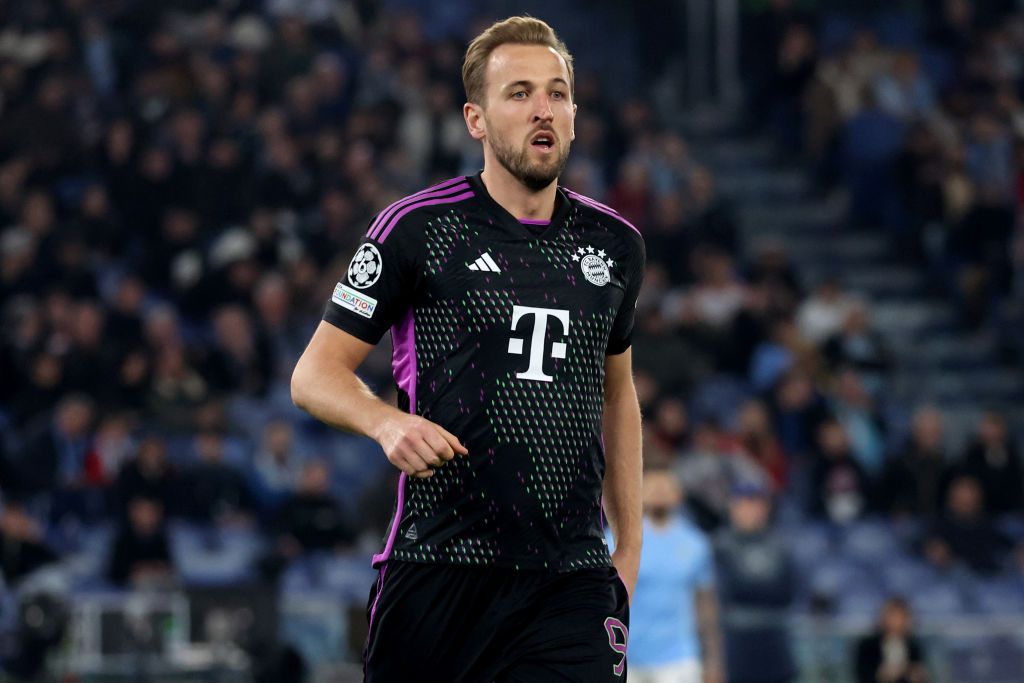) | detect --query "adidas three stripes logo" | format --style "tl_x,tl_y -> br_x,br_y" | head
468,252 -> 501,273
